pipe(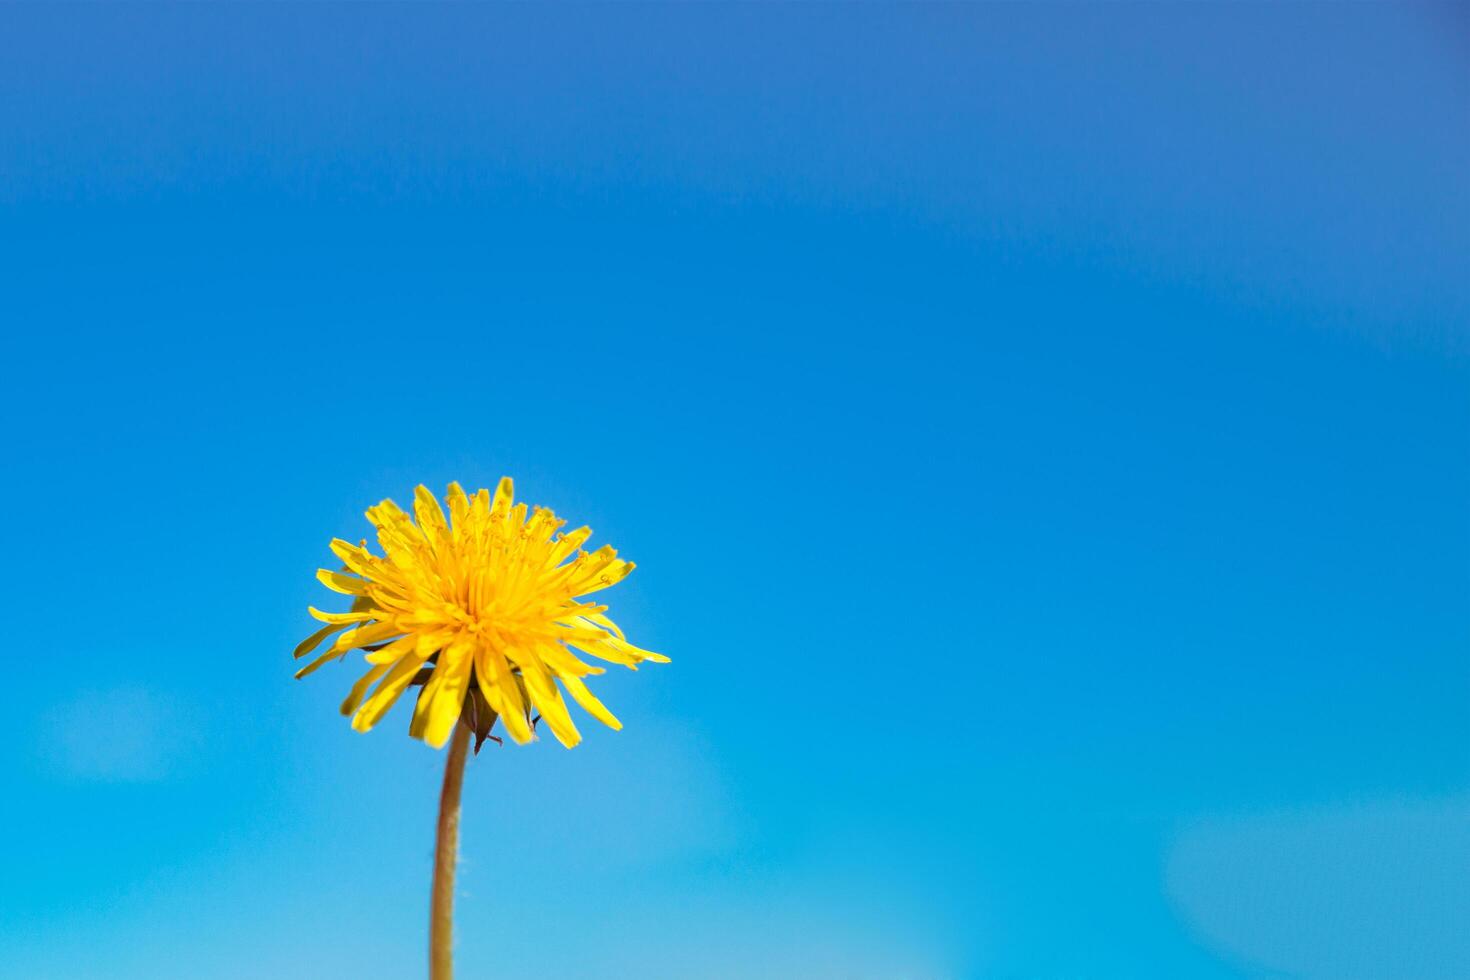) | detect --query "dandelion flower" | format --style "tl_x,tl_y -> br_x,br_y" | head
294,477 -> 666,749
294,477 -> 665,980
